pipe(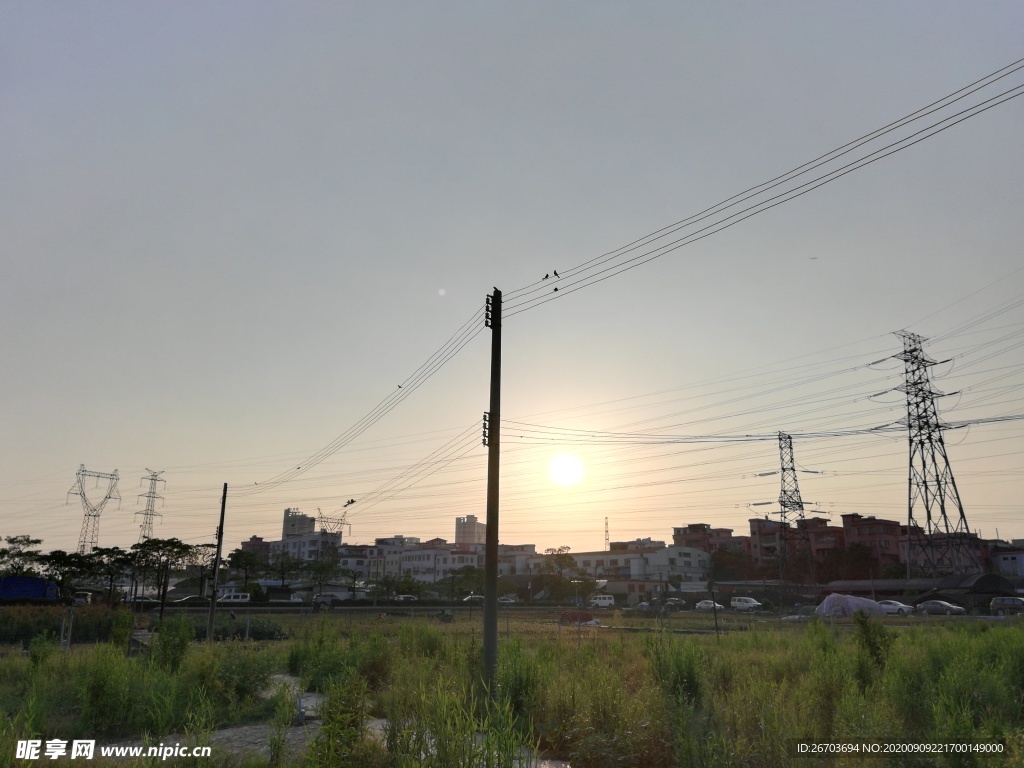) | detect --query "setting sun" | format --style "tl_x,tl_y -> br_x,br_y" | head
548,453 -> 585,487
